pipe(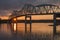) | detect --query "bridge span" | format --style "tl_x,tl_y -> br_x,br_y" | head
9,4 -> 60,35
